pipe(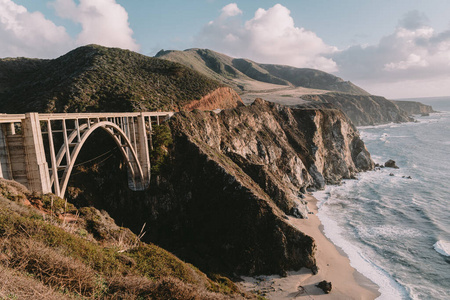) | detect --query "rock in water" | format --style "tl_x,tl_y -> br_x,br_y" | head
385,159 -> 399,169
316,280 -> 332,293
